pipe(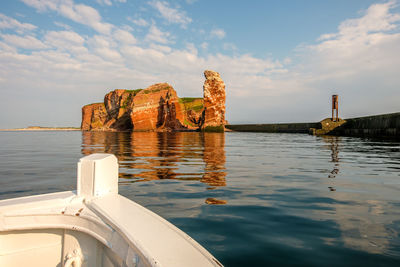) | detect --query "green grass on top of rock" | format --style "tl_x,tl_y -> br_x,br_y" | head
142,84 -> 172,94
180,97 -> 204,113
179,97 -> 202,103
183,119 -> 195,127
120,89 -> 143,108
84,102 -> 104,107
144,88 -> 161,94
125,89 -> 143,95
191,104 -> 203,112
